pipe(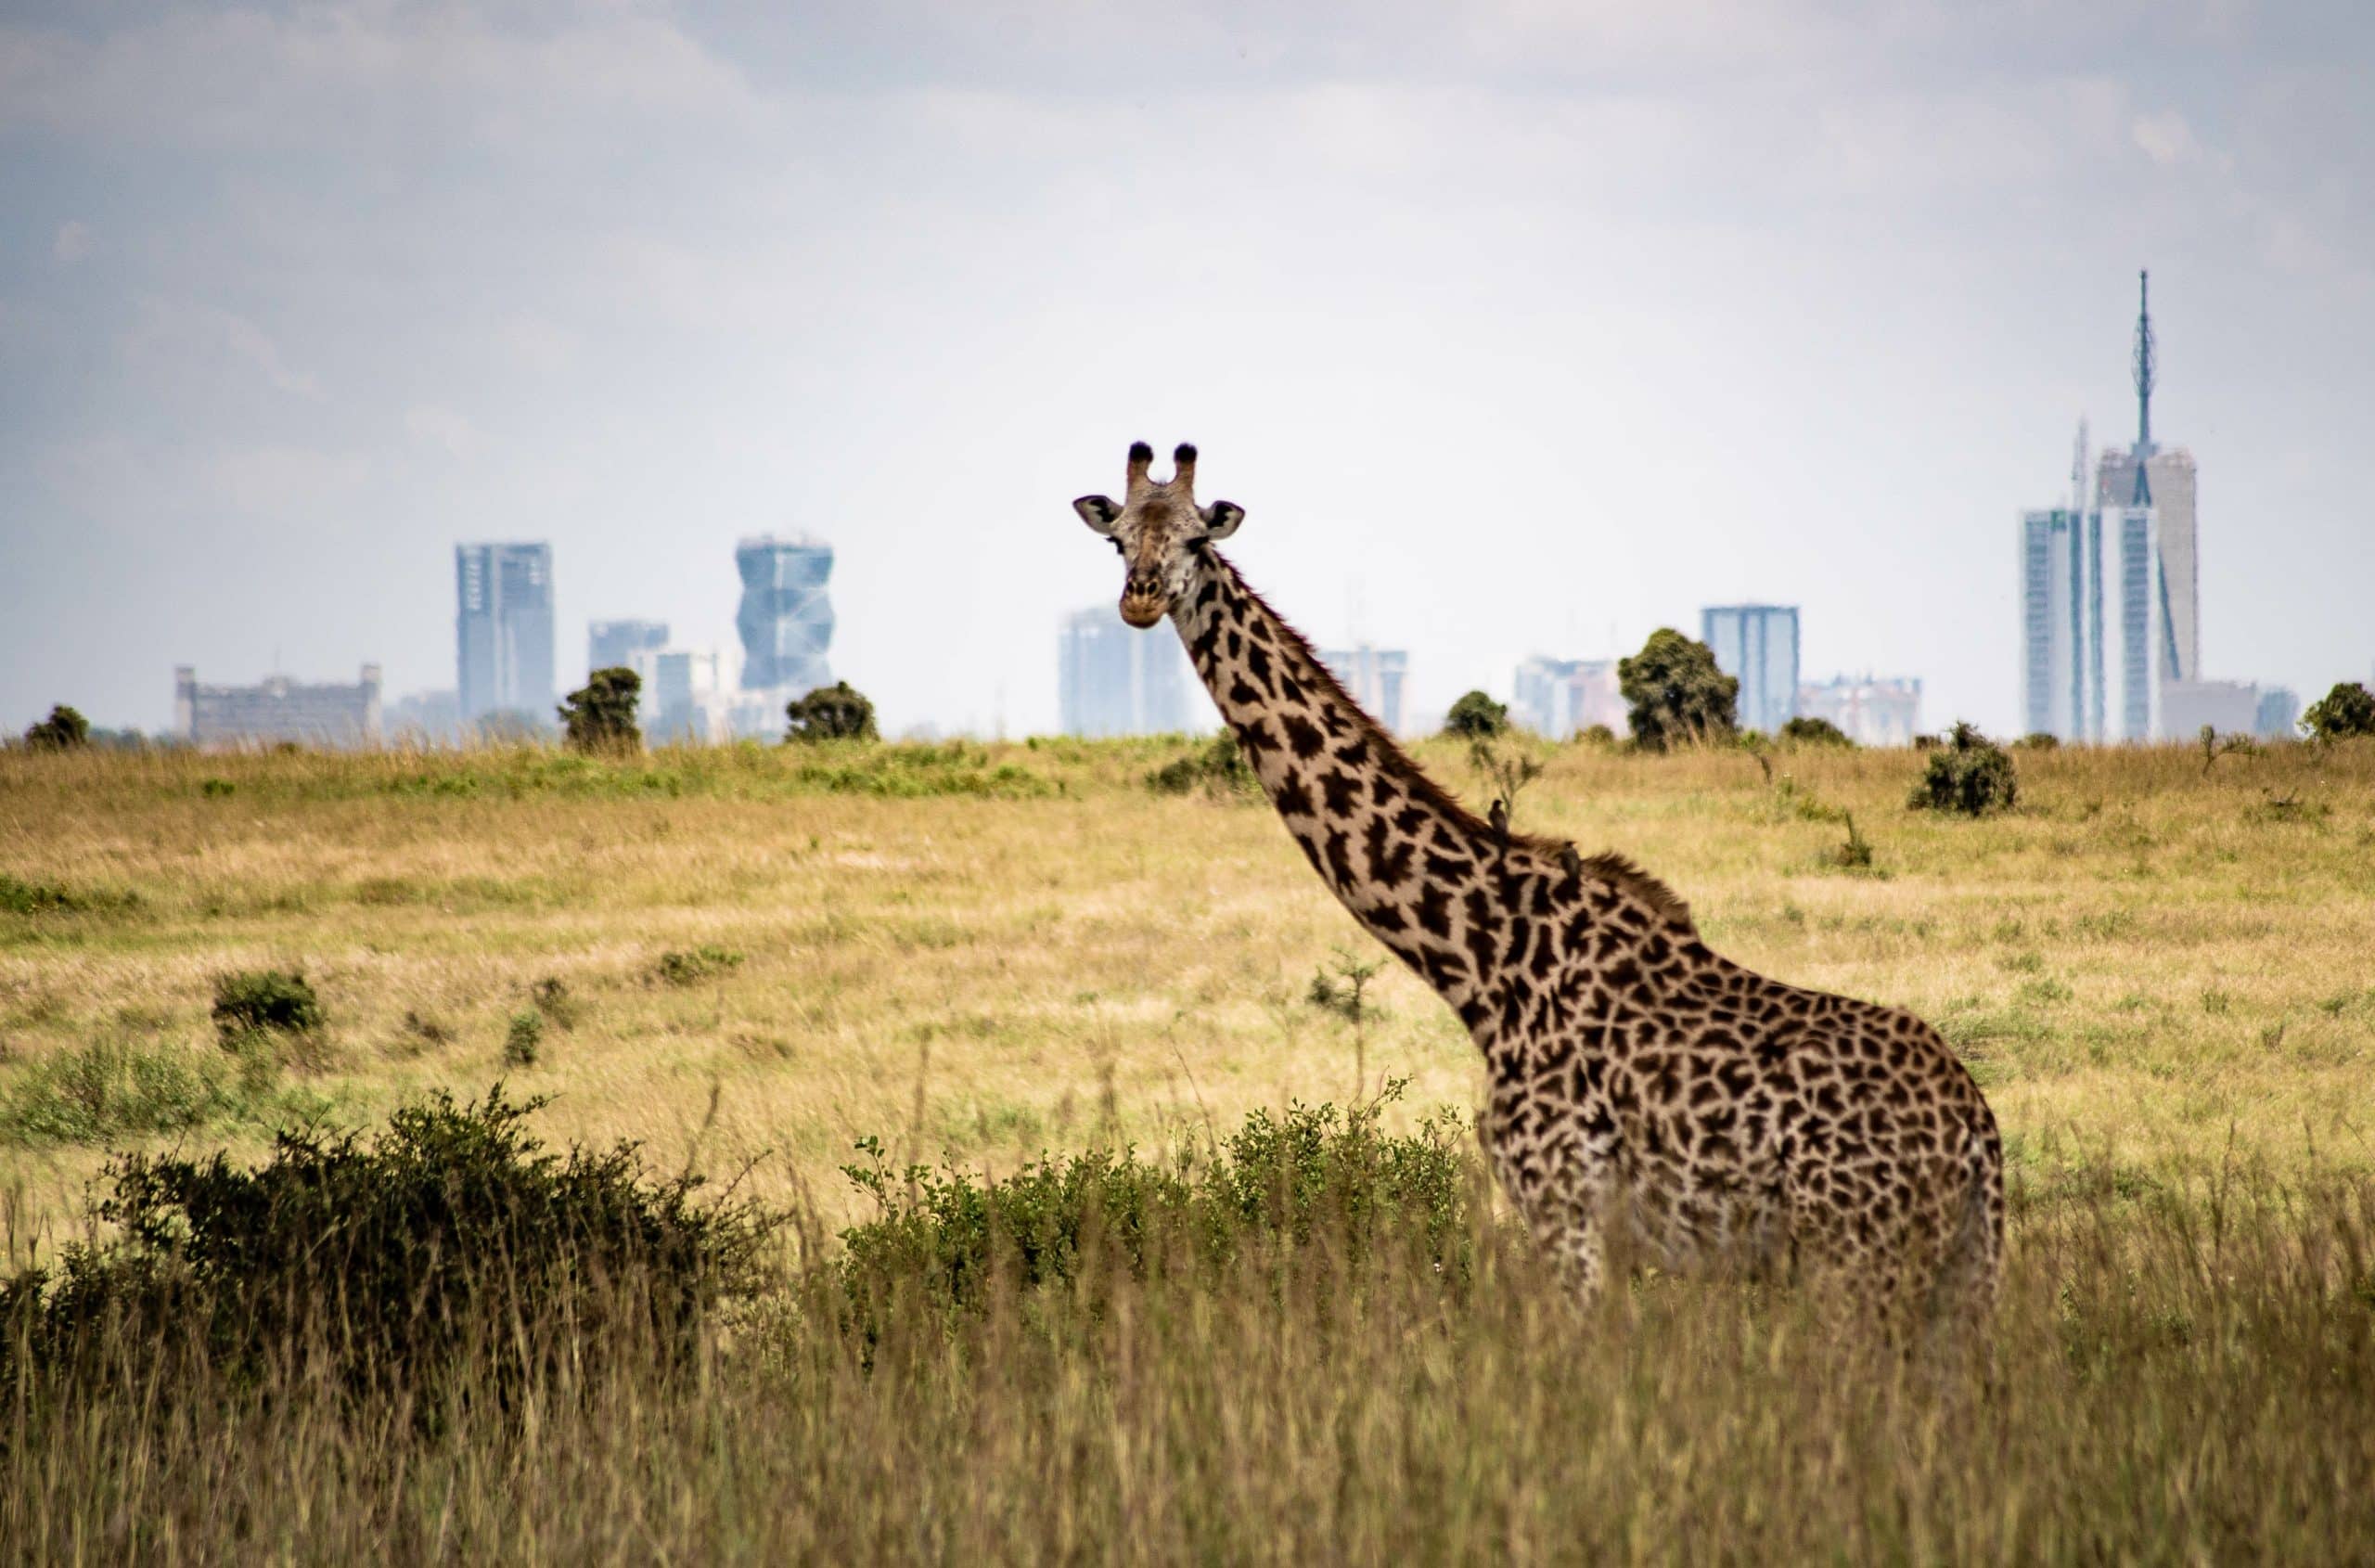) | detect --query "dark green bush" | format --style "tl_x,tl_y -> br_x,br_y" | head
559,667 -> 643,754
2013,732 -> 2060,751
785,682 -> 879,743
1908,722 -> 2018,816
0,1087 -> 776,1399
211,969 -> 324,1043
654,945 -> 744,986
504,1010 -> 545,1067
1145,733 -> 1257,798
1619,630 -> 1739,752
2301,681 -> 2375,742
0,874 -> 139,917
21,705 -> 91,750
1441,691 -> 1509,739
1778,716 -> 1853,748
